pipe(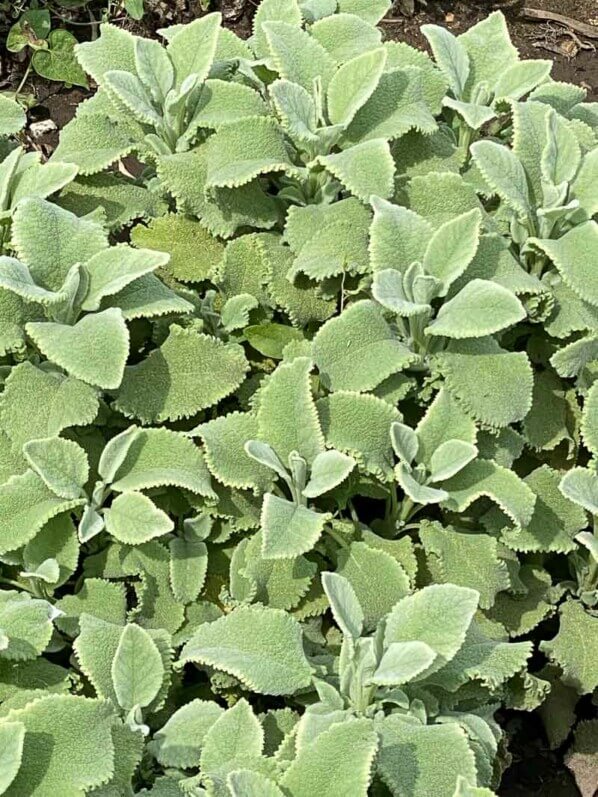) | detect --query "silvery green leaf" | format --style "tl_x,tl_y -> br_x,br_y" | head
396,463 -> 449,505
493,59 -> 551,100
559,467 -> 598,515
390,422 -> 419,466
372,269 -> 431,317
303,450 -> 356,498
541,109 -> 581,187
327,47 -> 387,128
78,504 -> 105,543
166,13 -> 221,87
470,140 -> 531,219
269,79 -> 318,143
221,294 -> 259,332
261,493 -> 329,559
429,440 -> 478,483
426,280 -> 526,339
228,770 -> 285,797
371,640 -> 437,686
0,257 -> 71,306
98,426 -> 141,484
21,557 -> 60,585
104,491 -> 174,544
104,69 -> 161,126
111,623 -> 165,711
0,94 -> 26,137
421,24 -> 469,98
244,440 -> 289,482
0,721 -> 25,795
22,437 -> 89,500
134,37 -> 174,102
81,246 -> 169,311
321,571 -> 364,639
576,531 -> 598,563
443,97 -> 495,130
422,208 -> 482,295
